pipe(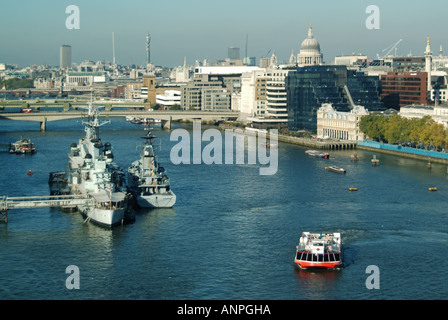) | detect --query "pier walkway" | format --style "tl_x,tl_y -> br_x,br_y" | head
0,195 -> 91,223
